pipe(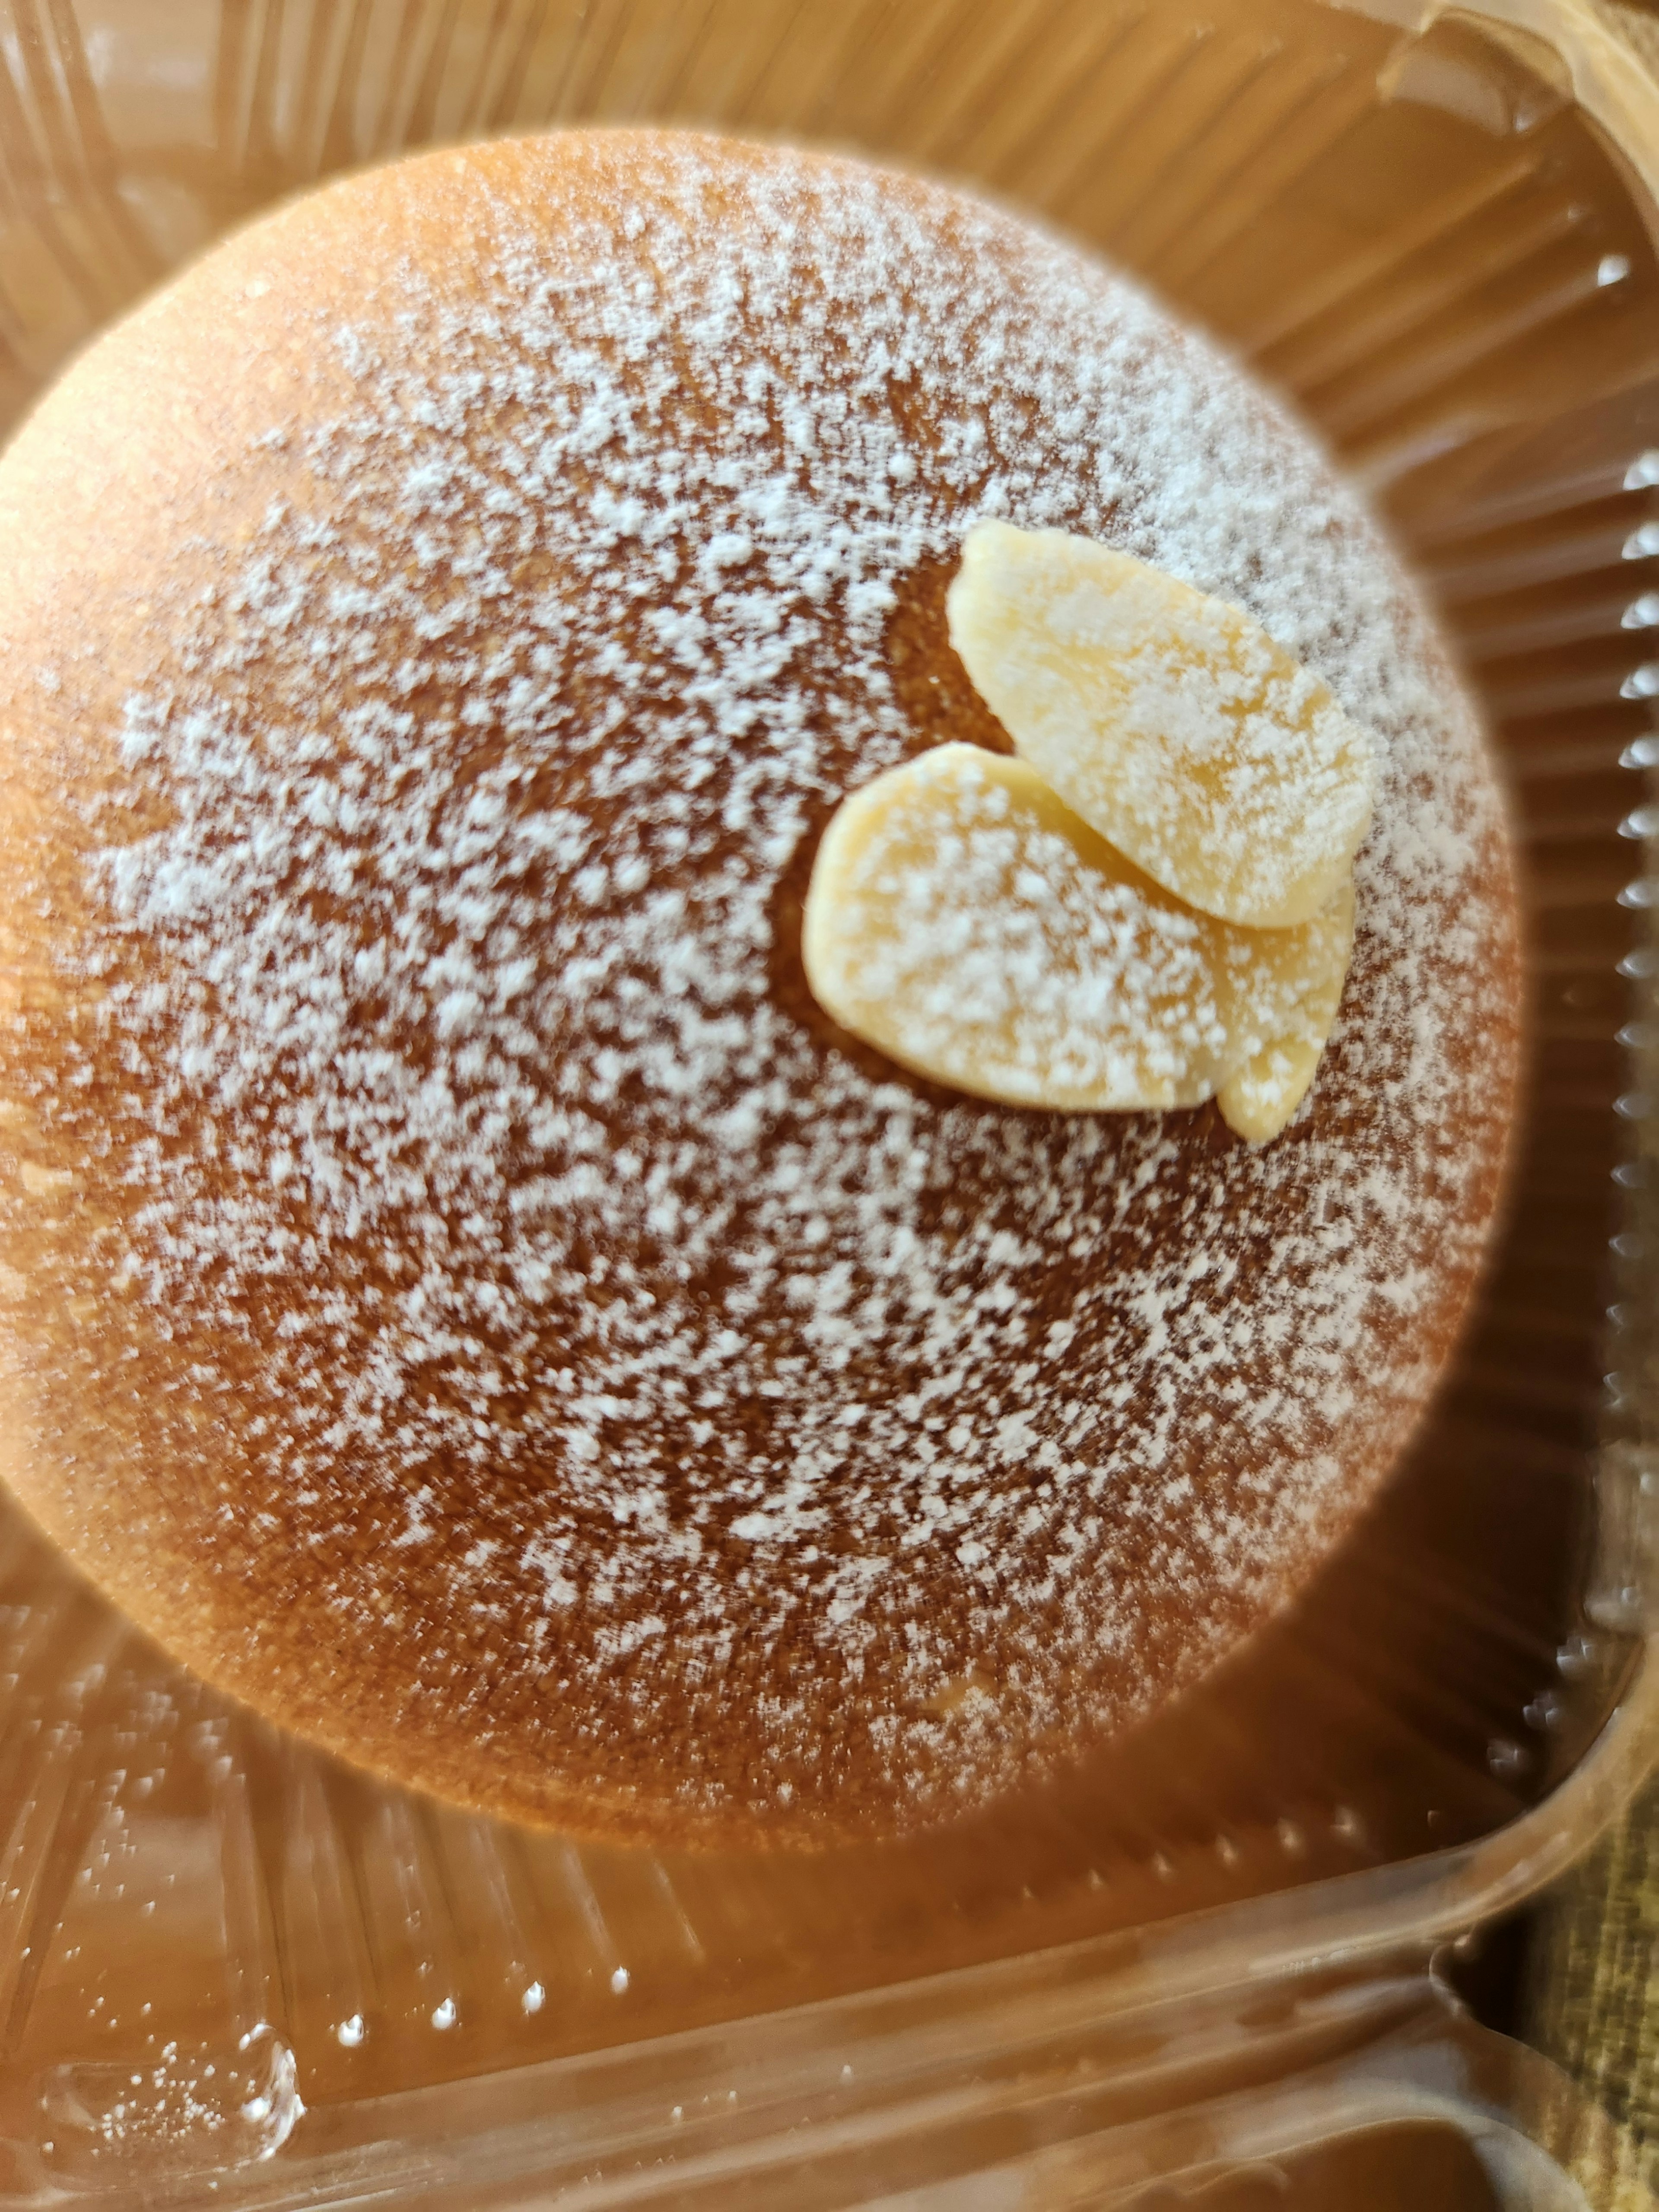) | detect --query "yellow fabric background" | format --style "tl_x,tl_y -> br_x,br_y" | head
1531,1763 -> 1659,2202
